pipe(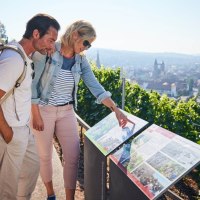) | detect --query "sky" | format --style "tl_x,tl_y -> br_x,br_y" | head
1,0 -> 200,55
